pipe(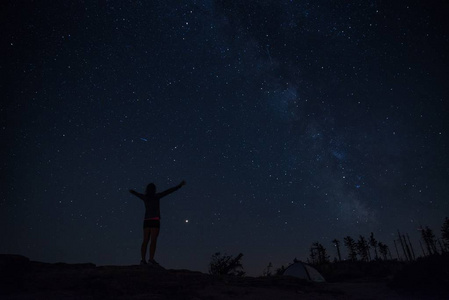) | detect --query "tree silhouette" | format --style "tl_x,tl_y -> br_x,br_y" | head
369,232 -> 379,260
310,242 -> 329,264
263,262 -> 273,276
332,239 -> 342,262
421,226 -> 438,255
403,234 -> 414,261
378,242 -> 389,260
419,240 -> 427,256
275,265 -> 286,276
397,231 -> 413,261
309,244 -> 317,264
406,234 -> 416,260
318,242 -> 330,264
437,239 -> 445,253
344,236 -> 357,261
397,230 -> 409,261
441,217 -> 449,252
356,235 -> 370,262
209,252 -> 245,276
